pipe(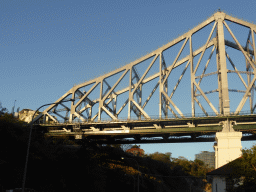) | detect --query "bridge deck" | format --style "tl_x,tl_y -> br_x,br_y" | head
37,114 -> 256,144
